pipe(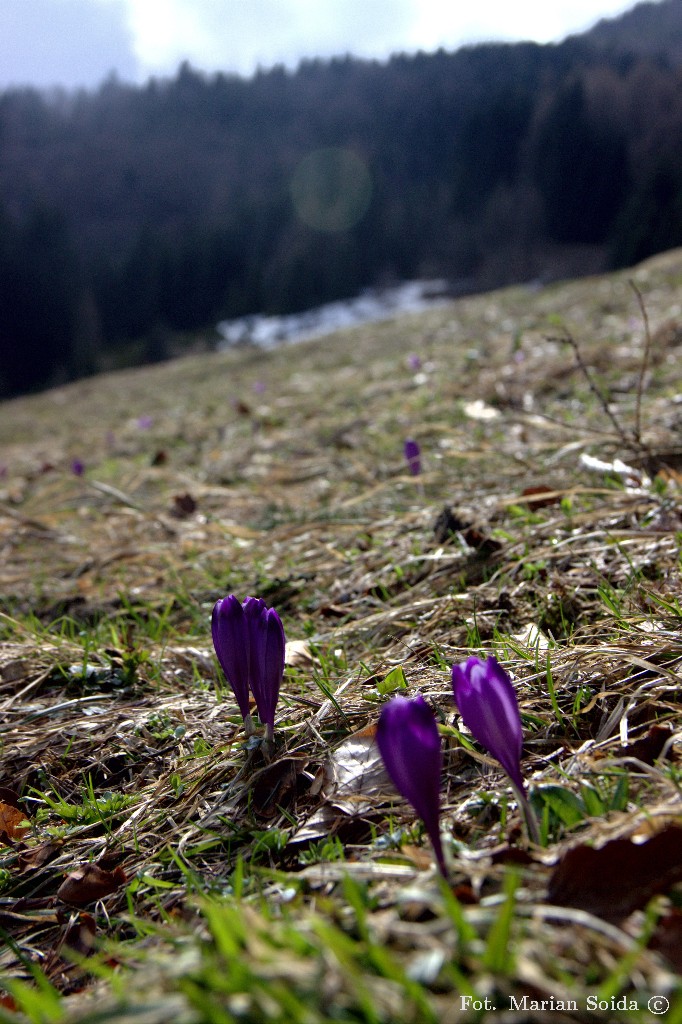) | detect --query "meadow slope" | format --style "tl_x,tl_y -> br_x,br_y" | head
1,250 -> 682,1022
